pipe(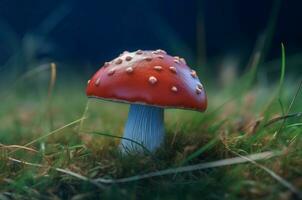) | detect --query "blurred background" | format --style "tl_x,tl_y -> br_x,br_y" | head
0,0 -> 301,82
